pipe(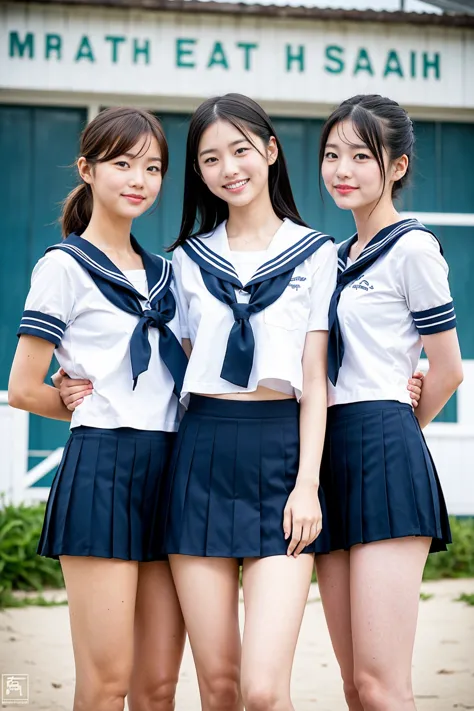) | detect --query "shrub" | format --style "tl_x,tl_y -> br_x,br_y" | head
0,502 -> 63,607
423,516 -> 474,580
